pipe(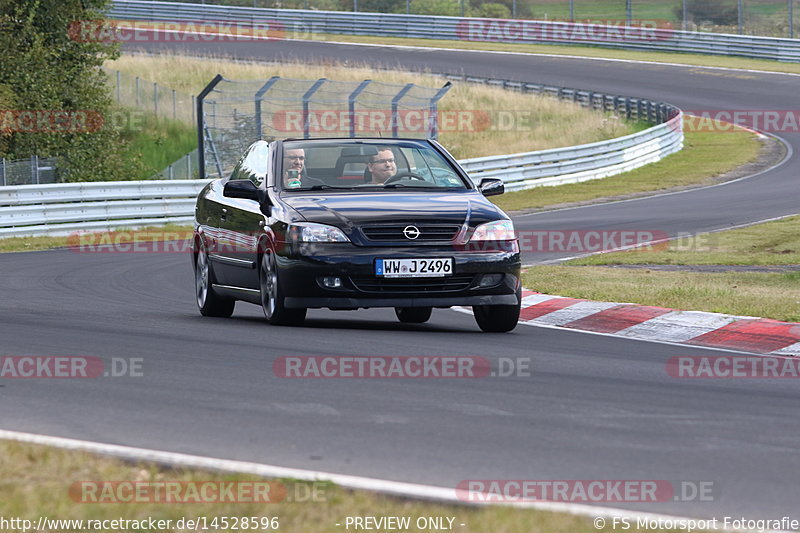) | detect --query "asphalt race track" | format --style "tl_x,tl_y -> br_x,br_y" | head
2,38 -> 800,521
